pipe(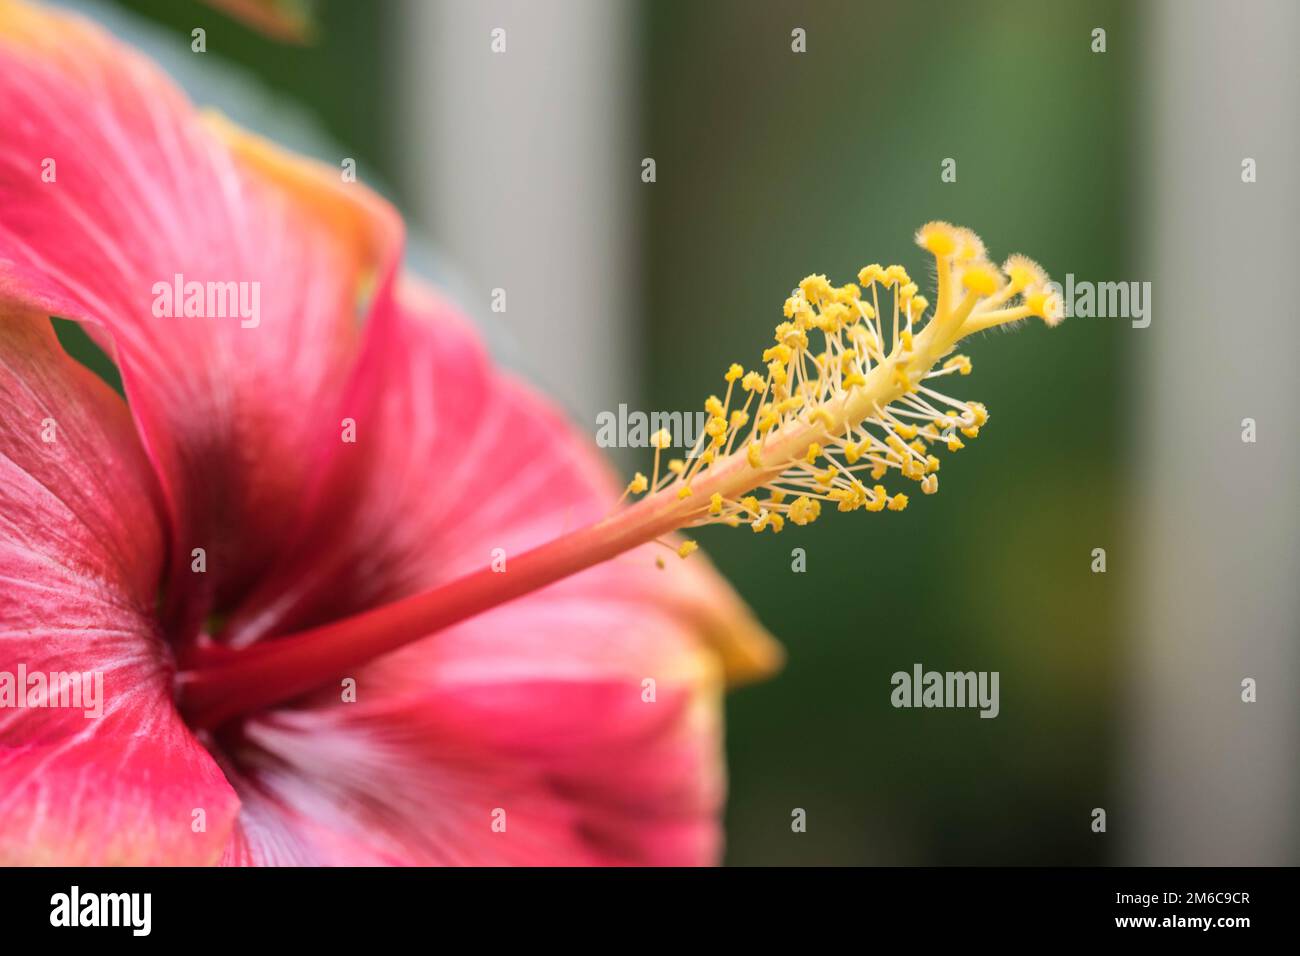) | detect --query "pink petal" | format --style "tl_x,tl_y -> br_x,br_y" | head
210,284 -> 778,865
226,281 -> 783,683
0,308 -> 238,864
225,658 -> 723,865
0,0 -> 401,636
0,0 -> 779,867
